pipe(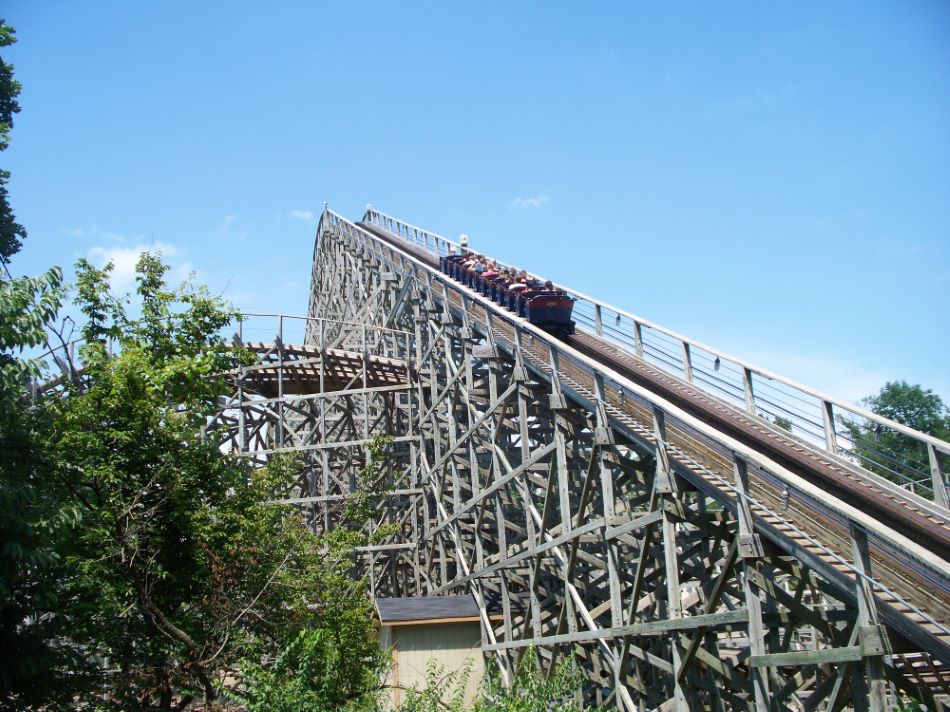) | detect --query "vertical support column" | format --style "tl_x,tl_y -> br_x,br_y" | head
734,456 -> 771,712
929,443 -> 948,510
594,375 -> 622,630
850,523 -> 888,712
468,295 -> 484,500
484,313 -> 514,680
822,401 -> 838,455
632,321 -> 644,358
548,344 -> 577,648
439,302 -> 463,527
653,408 -> 688,711
413,289 -> 446,588
469,310 -> 488,574
236,318 -> 247,453
368,552 -> 377,599
362,323 -> 370,441
517,328 -> 543,643
743,368 -> 756,414
431,314 -> 450,587
595,374 -> 625,707
410,442 -> 422,592
681,342 -> 693,383
535,344 -> 580,685
319,319 -> 330,532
